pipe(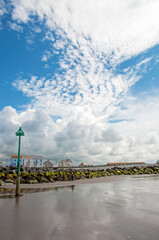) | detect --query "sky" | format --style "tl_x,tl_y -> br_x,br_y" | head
0,0 -> 159,165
